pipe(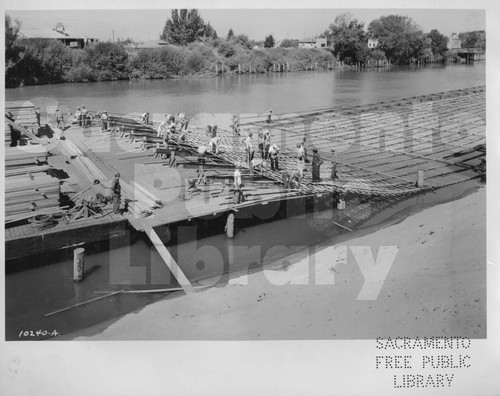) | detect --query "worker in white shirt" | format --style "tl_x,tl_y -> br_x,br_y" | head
210,135 -> 219,154
233,164 -> 244,204
268,142 -> 280,171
